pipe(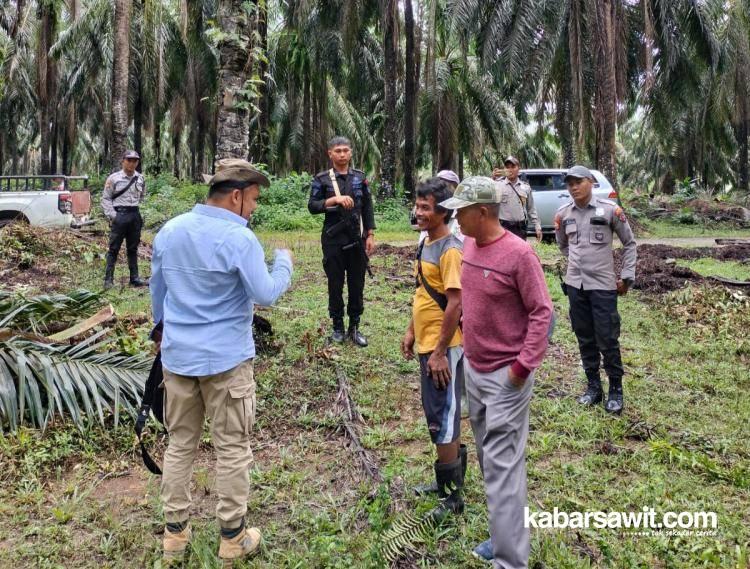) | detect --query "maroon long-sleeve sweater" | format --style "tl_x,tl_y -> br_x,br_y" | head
461,231 -> 553,378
